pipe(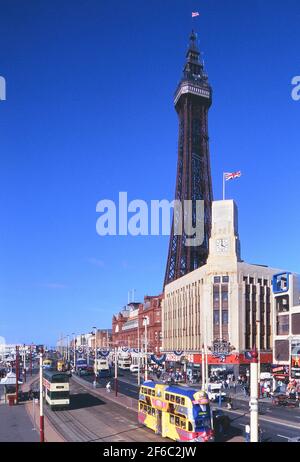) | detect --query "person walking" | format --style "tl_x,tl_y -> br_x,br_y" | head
245,424 -> 250,443
258,425 -> 263,442
226,396 -> 233,410
106,381 -> 111,393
